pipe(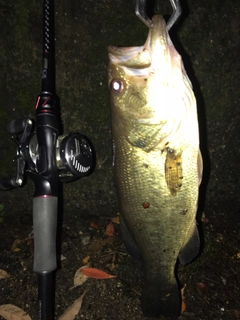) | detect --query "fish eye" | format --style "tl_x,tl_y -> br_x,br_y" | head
110,79 -> 124,93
